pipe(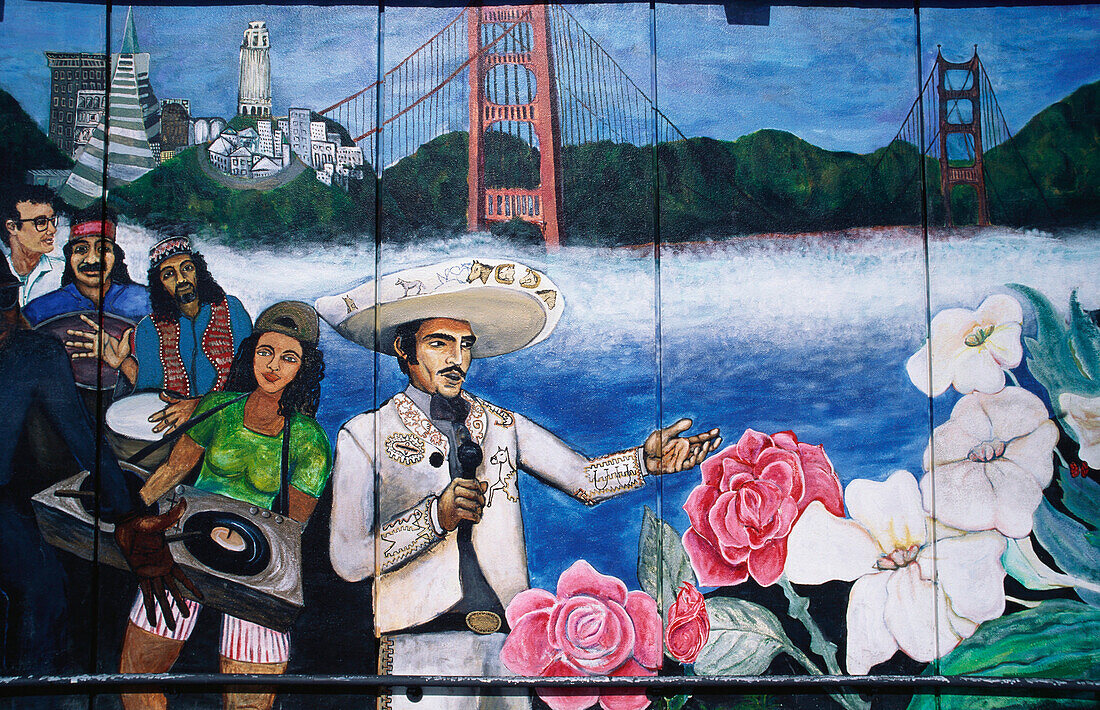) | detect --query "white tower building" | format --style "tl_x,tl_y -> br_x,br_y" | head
238,21 -> 271,117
